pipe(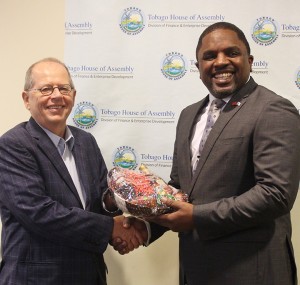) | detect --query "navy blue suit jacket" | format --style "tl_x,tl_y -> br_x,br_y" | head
0,118 -> 113,284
